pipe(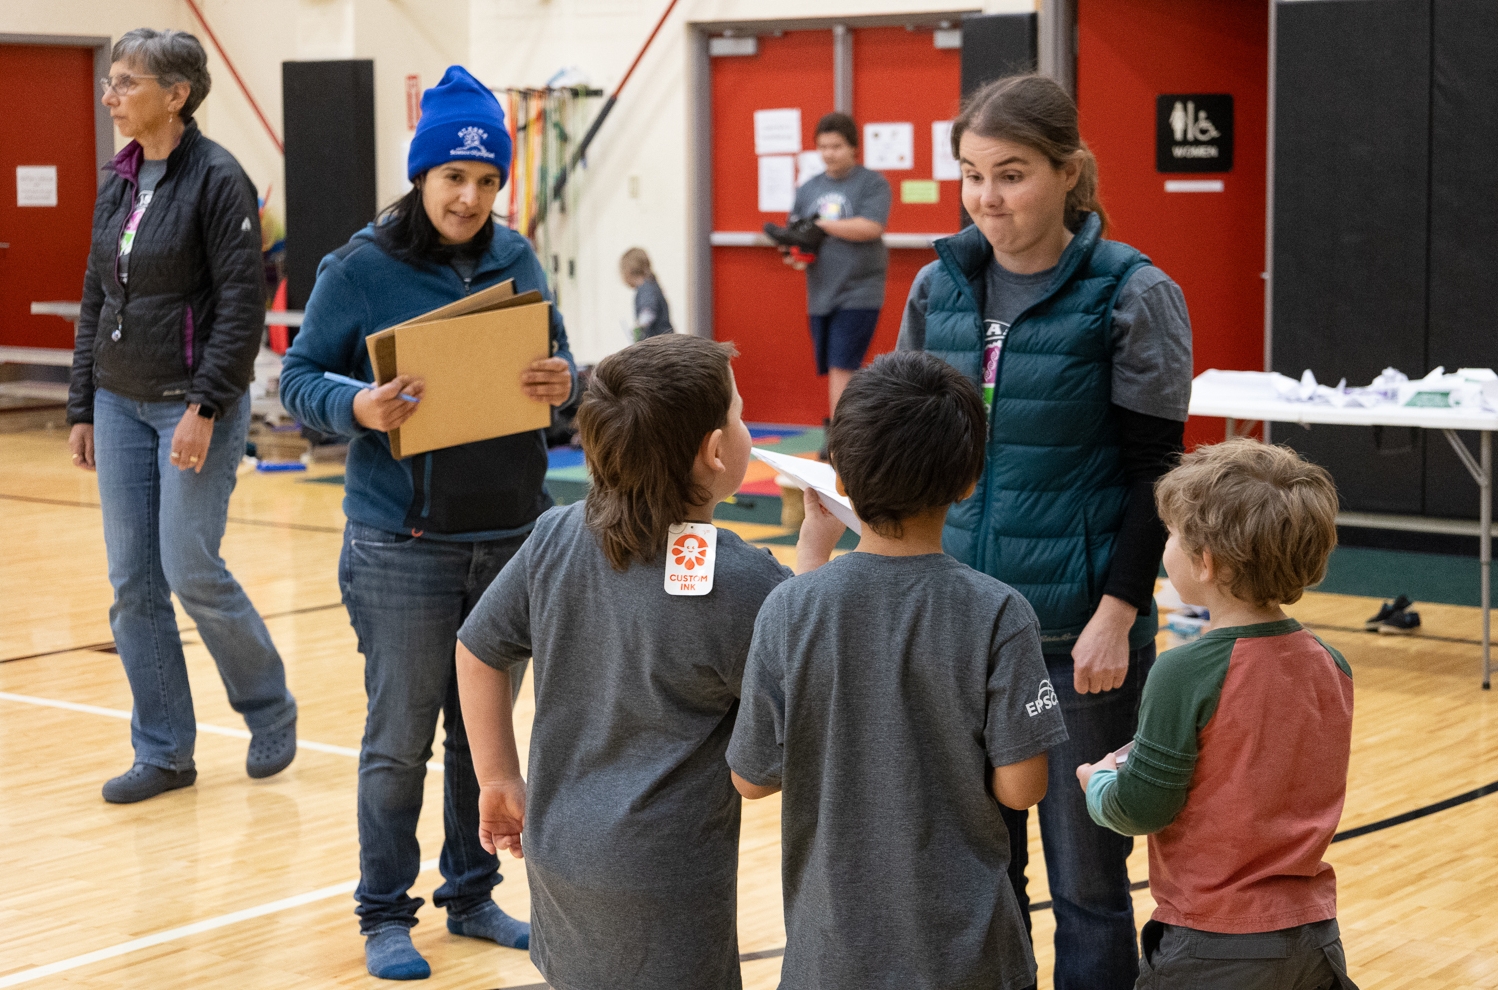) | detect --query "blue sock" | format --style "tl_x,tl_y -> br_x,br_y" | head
447,901 -> 530,950
365,927 -> 430,980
